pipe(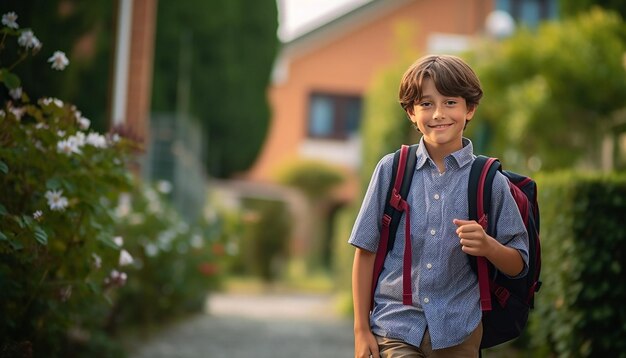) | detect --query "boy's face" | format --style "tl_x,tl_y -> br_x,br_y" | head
407,77 -> 476,154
